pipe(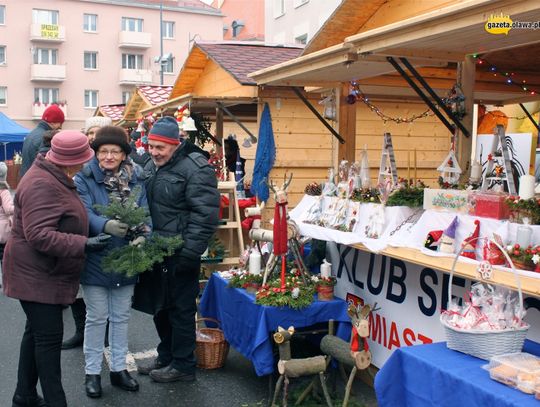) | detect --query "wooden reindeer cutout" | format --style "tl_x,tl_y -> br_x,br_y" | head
320,303 -> 378,407
262,173 -> 310,286
272,326 -> 333,407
